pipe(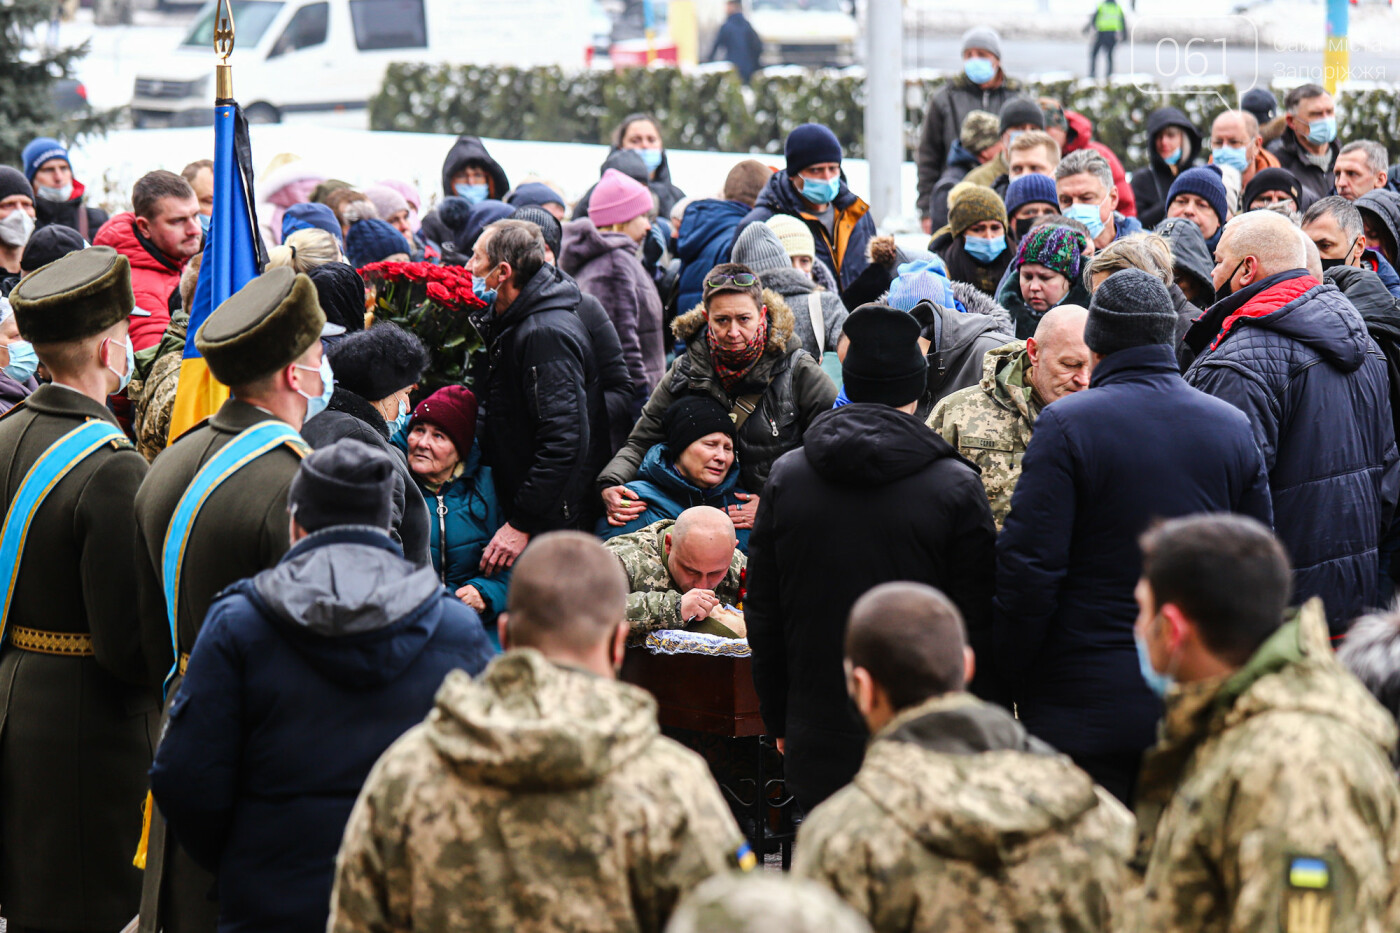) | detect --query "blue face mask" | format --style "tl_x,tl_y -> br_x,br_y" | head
106,337 -> 134,393
1063,198 -> 1107,240
1007,130 -> 1025,147
1135,632 -> 1175,699
964,233 -> 1007,263
454,182 -> 489,204
295,356 -> 335,421
798,174 -> 839,205
473,271 -> 498,308
964,57 -> 996,85
198,212 -> 212,235
3,340 -> 37,383
1212,145 -> 1249,173
636,147 -> 664,174
1306,116 -> 1337,146
393,397 -> 412,435
1162,147 -> 1182,166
